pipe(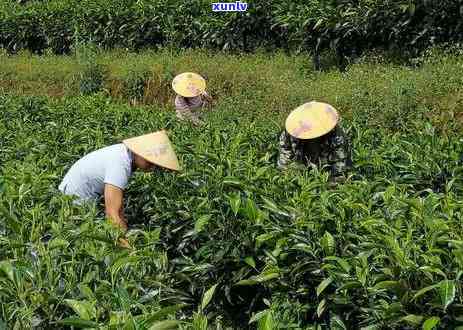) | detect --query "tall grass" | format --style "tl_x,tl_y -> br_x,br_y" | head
1,47 -> 462,130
